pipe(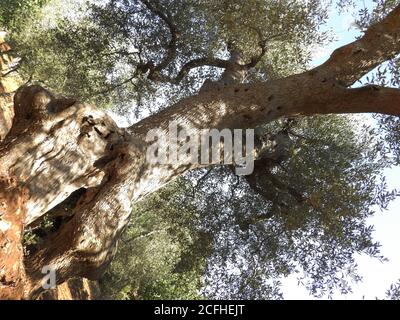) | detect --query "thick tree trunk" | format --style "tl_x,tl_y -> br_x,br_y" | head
0,176 -> 28,299
0,5 -> 400,299
0,35 -> 27,299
